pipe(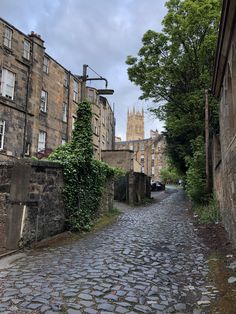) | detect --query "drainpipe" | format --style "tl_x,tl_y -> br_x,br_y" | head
22,61 -> 32,157
66,71 -> 71,142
